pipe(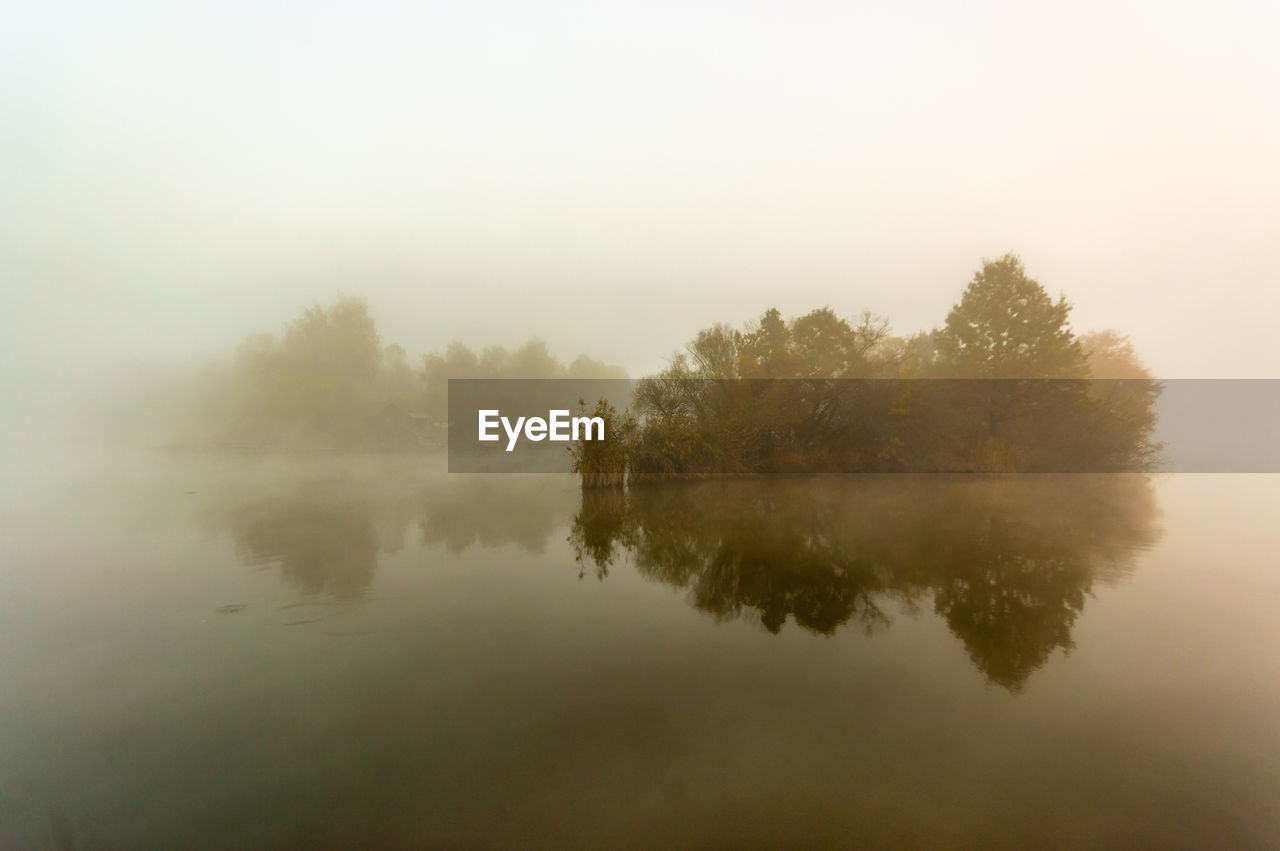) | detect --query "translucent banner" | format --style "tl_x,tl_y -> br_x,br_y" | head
447,379 -> 1280,474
